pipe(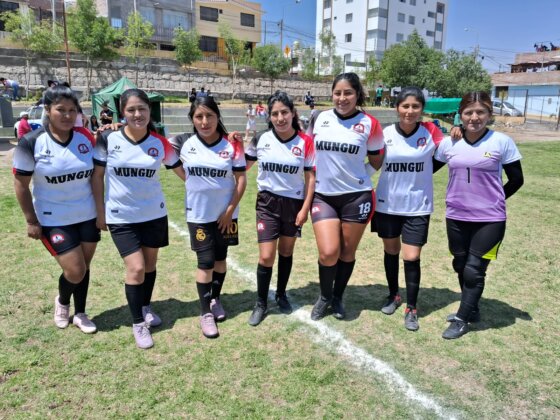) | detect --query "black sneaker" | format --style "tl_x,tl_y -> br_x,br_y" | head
310,296 -> 331,320
275,293 -> 293,314
331,297 -> 346,320
404,307 -> 419,331
446,310 -> 481,323
442,318 -> 469,339
381,294 -> 402,315
248,303 -> 267,327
